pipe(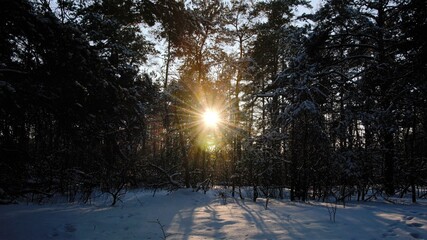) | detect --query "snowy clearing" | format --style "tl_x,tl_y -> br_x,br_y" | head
1,188 -> 426,240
